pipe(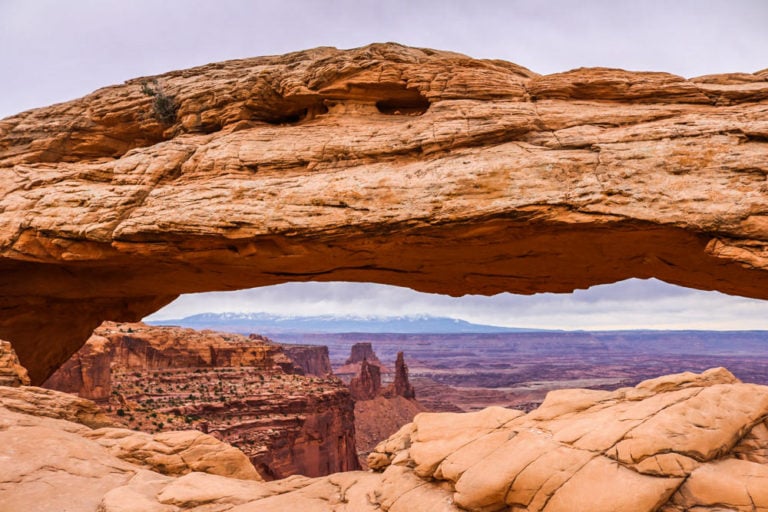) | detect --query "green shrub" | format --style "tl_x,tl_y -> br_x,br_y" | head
140,79 -> 178,125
